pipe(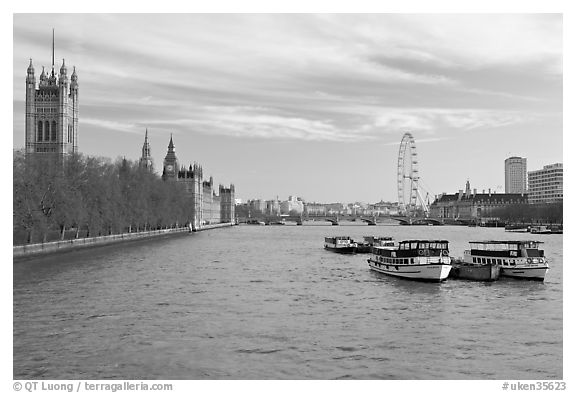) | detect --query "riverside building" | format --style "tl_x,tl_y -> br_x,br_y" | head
25,31 -> 78,156
429,180 -> 528,221
158,134 -> 235,229
504,157 -> 527,194
528,163 -> 563,204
